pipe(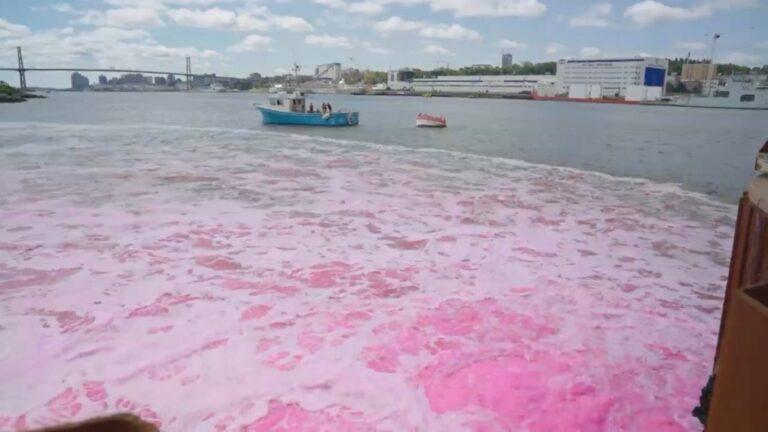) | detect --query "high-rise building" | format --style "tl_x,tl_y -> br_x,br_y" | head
71,72 -> 89,90
154,76 -> 167,85
502,53 -> 514,68
119,73 -> 147,84
166,74 -> 175,86
98,74 -> 108,85
192,73 -> 216,88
